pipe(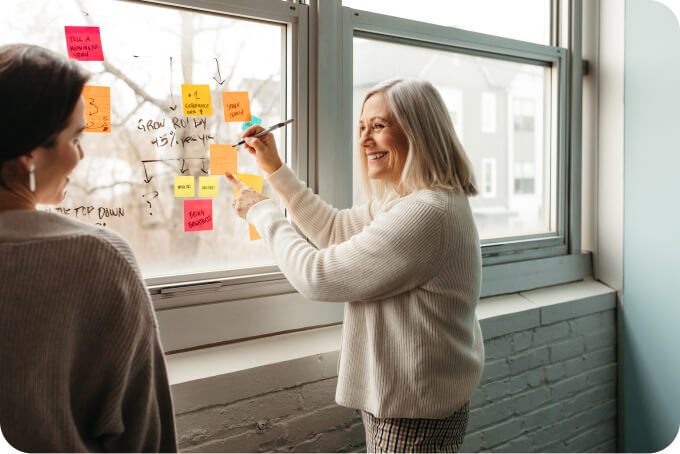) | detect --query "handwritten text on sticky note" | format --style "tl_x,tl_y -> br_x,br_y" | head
199,176 -> 219,197
184,199 -> 213,232
182,84 -> 212,116
241,114 -> 262,131
175,176 -> 195,197
222,92 -> 251,122
82,85 -> 111,133
209,144 -> 237,176
64,26 -> 104,61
